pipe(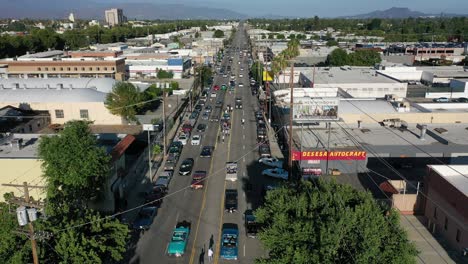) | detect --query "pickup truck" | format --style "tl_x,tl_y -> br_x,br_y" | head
226,162 -> 238,182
